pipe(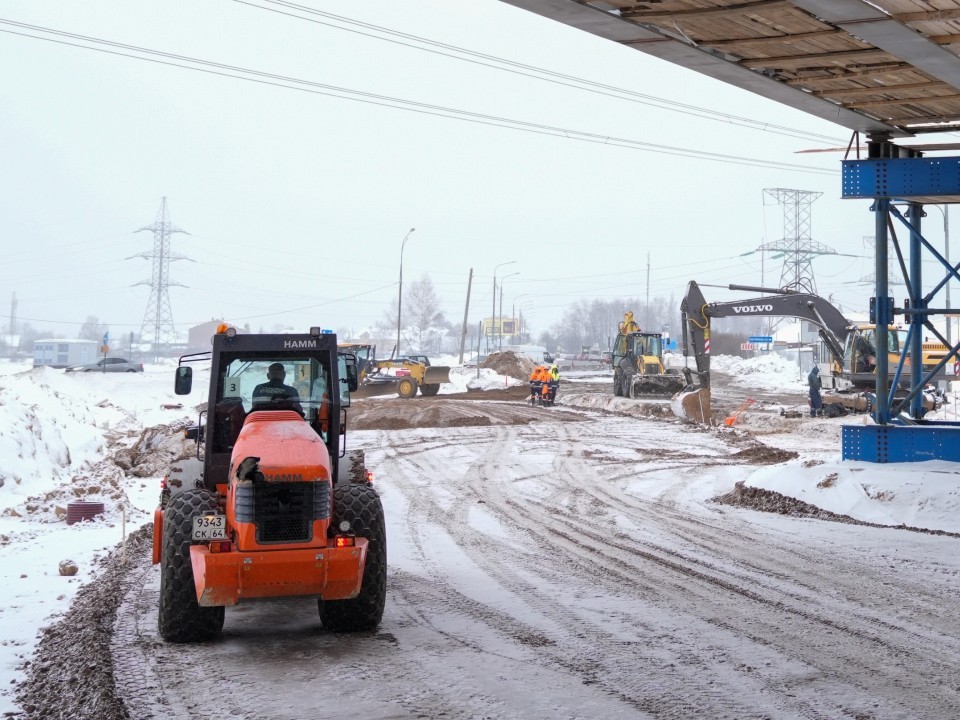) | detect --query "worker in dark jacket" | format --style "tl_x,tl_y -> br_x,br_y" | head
253,362 -> 303,414
808,365 -> 823,418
